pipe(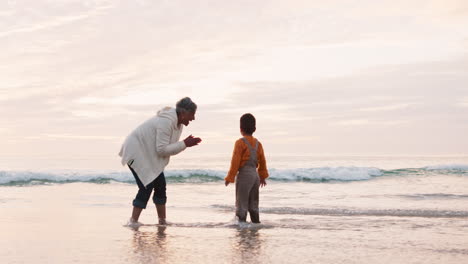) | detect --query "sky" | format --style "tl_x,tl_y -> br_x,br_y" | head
1,0 -> 468,170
